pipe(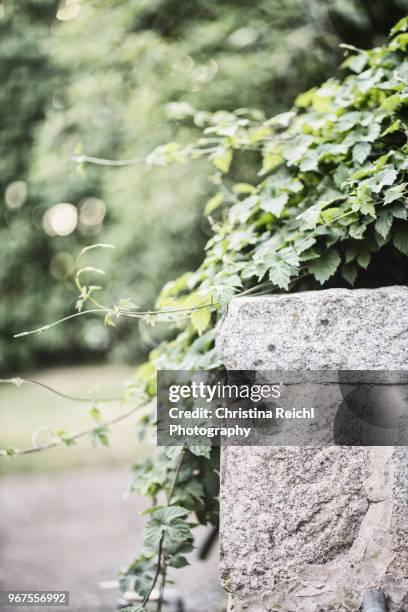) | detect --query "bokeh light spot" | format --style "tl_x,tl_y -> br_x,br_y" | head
43,203 -> 78,236
79,197 -> 106,227
57,1 -> 81,21
5,181 -> 27,209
